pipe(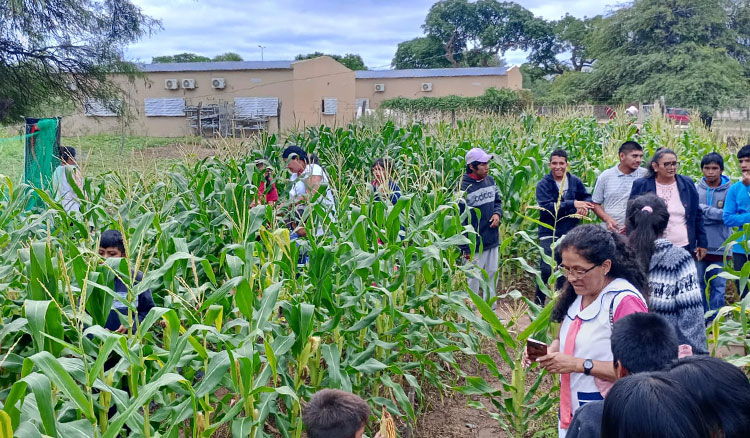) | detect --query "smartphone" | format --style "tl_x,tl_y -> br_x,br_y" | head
526,338 -> 548,361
